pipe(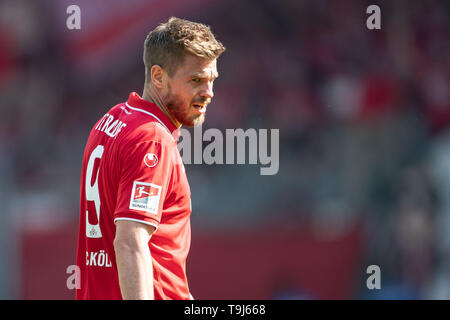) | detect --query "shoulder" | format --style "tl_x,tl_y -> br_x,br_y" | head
122,121 -> 175,146
116,122 -> 177,171
115,120 -> 177,167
